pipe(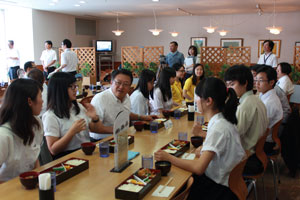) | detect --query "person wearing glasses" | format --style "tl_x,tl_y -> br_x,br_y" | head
256,65 -> 283,154
171,63 -> 185,105
55,39 -> 78,76
42,72 -> 112,159
90,69 -> 154,142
